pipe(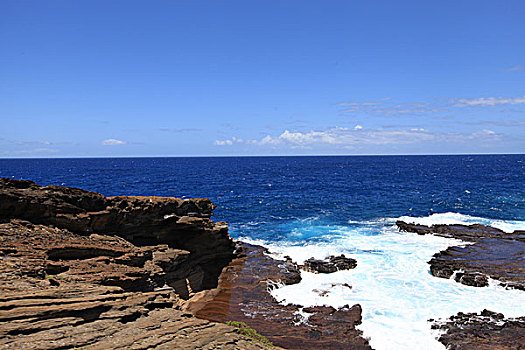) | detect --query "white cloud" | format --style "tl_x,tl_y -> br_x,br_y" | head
453,95 -> 525,107
0,148 -> 60,156
464,120 -> 525,127
101,138 -> 127,146
214,127 -> 434,147
213,139 -> 233,146
33,148 -> 59,153
214,136 -> 246,146
213,127 -> 502,149
259,135 -> 280,145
